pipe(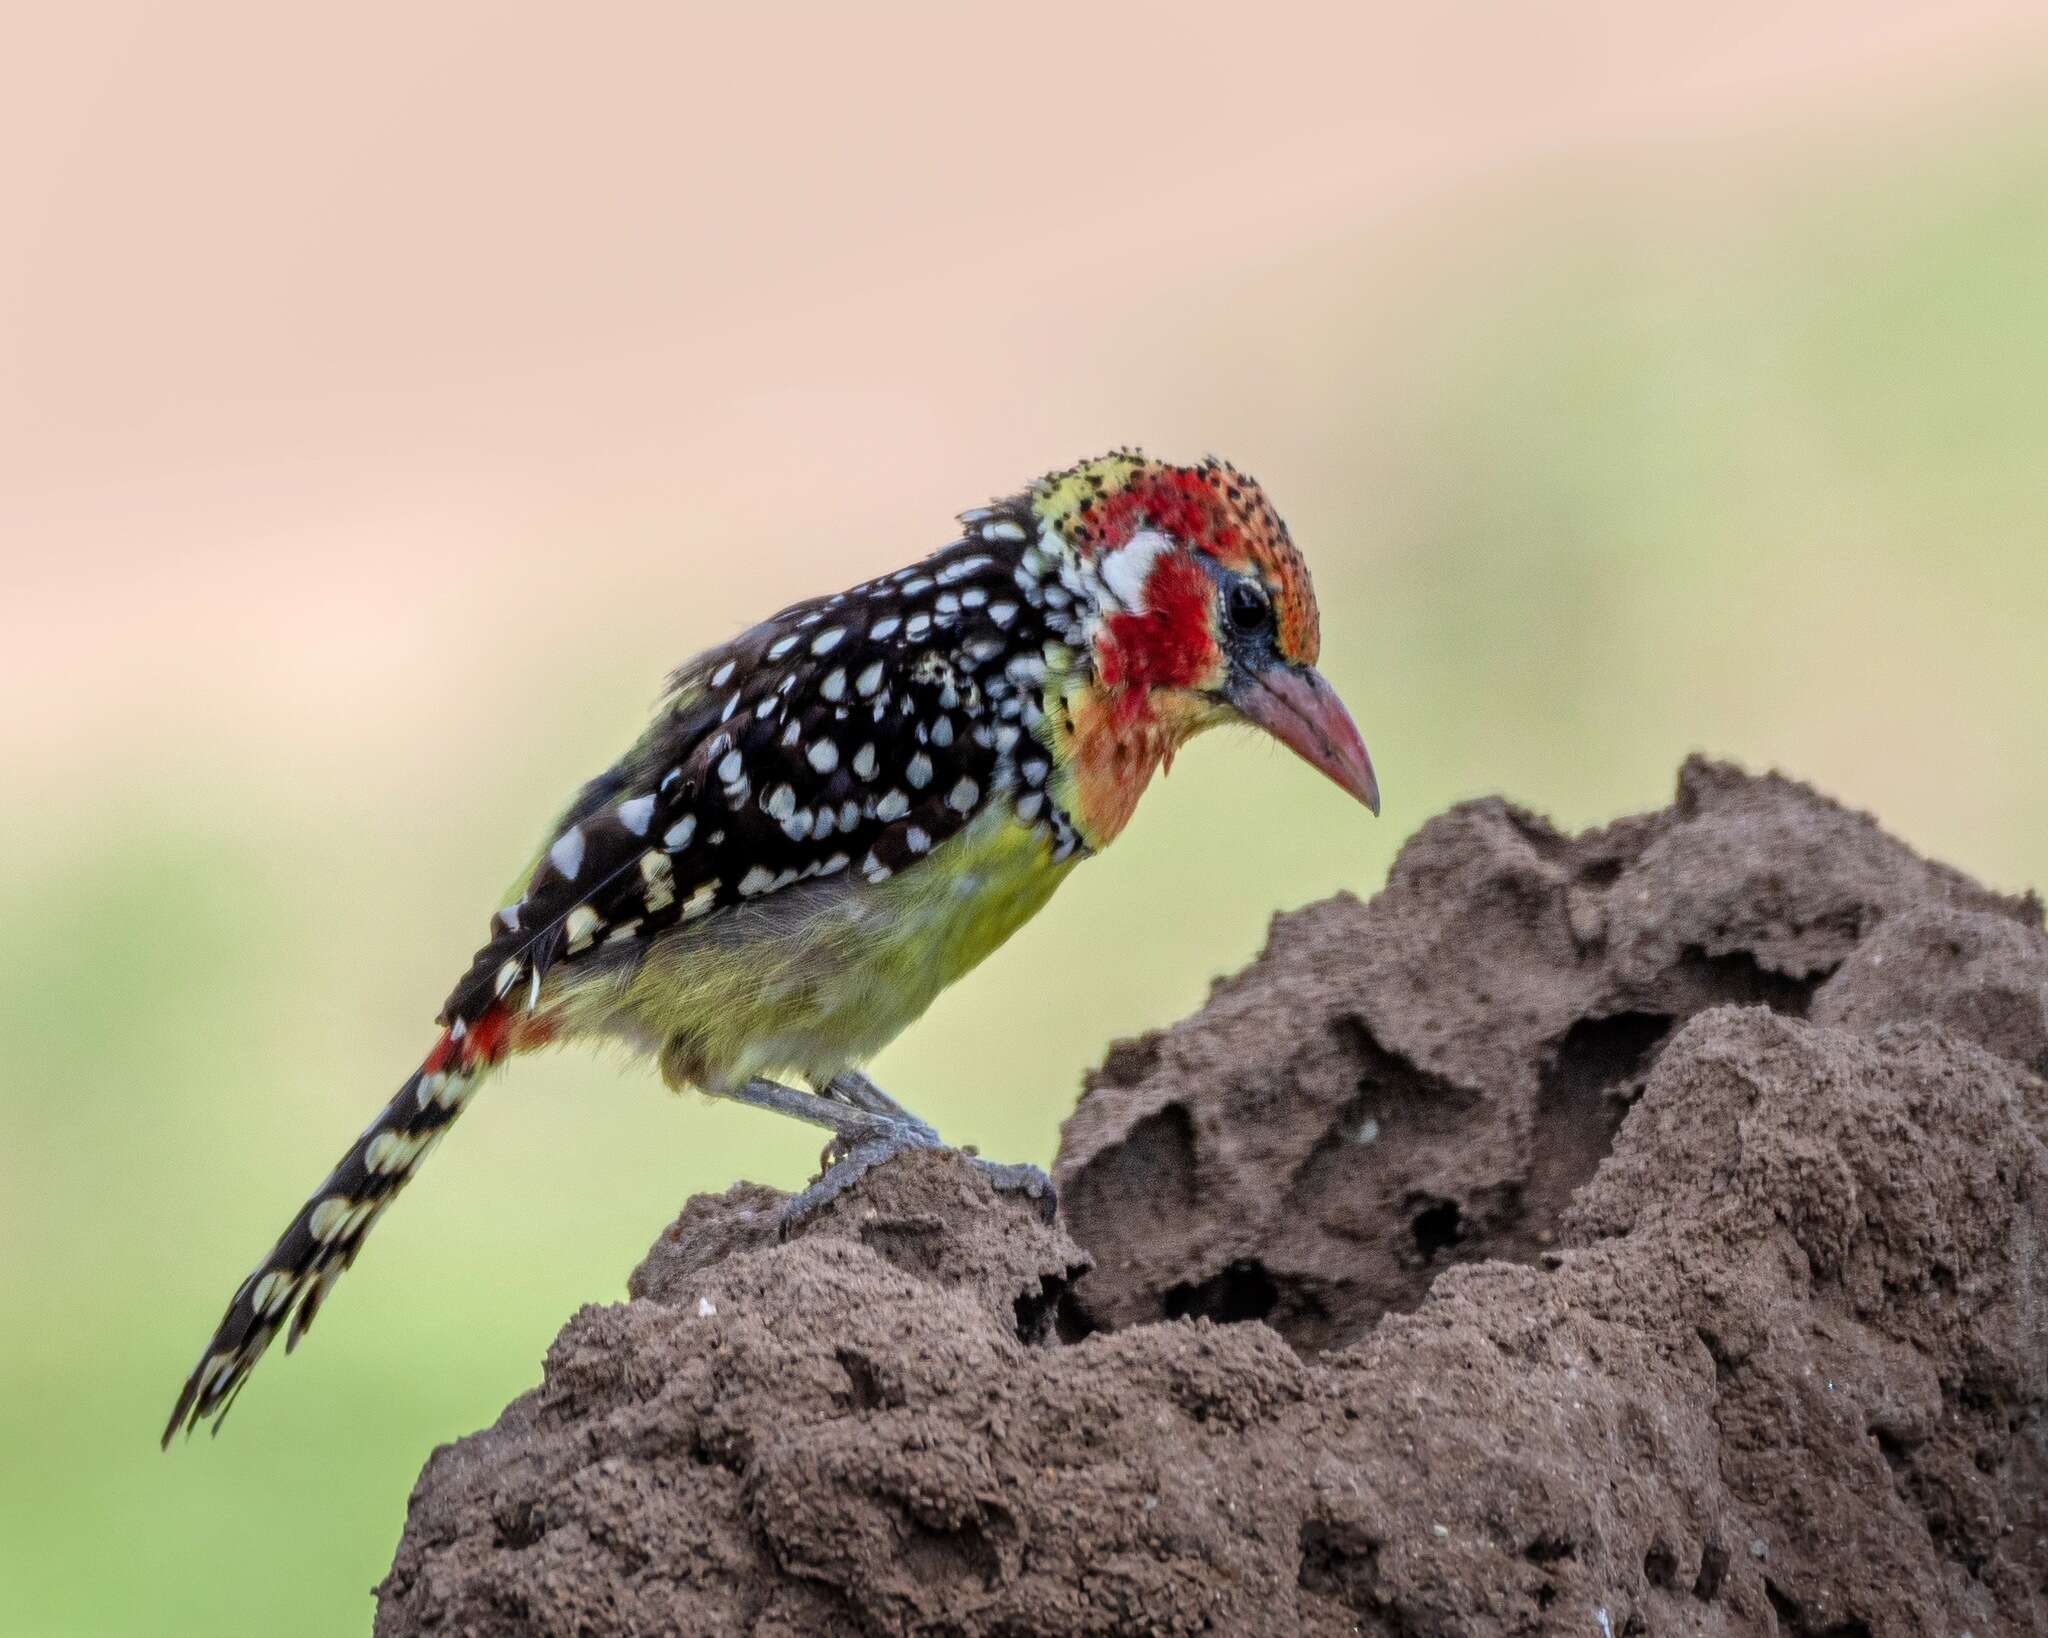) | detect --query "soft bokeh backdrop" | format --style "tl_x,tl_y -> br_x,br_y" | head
6,4 -> 2047,1631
